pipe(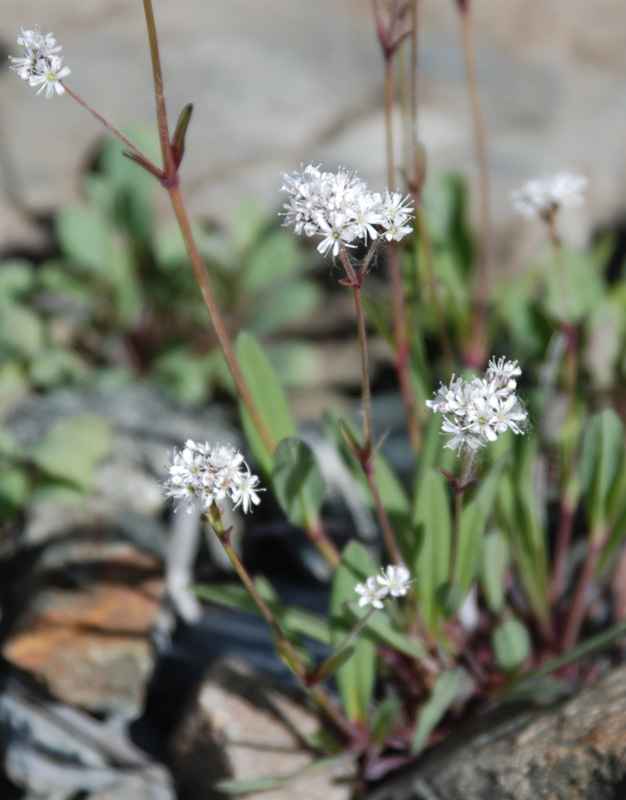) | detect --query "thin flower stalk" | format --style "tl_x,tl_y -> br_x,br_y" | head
142,0 -> 176,178
406,0 -> 454,378
61,82 -> 160,174
166,150 -> 341,570
204,501 -> 305,674
560,530 -> 609,653
545,215 -> 577,395
338,249 -> 404,566
204,501 -> 356,740
457,2 -> 491,369
373,1 -> 422,454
